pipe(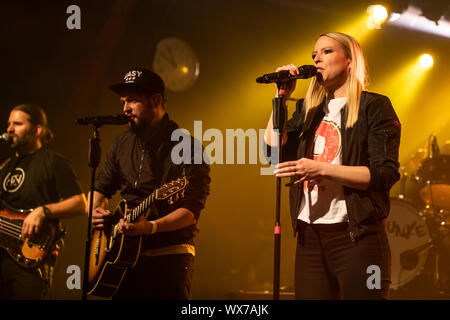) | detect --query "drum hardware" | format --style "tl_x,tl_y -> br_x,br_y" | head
400,240 -> 434,271
387,199 -> 432,290
416,136 -> 450,208
389,135 -> 450,297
